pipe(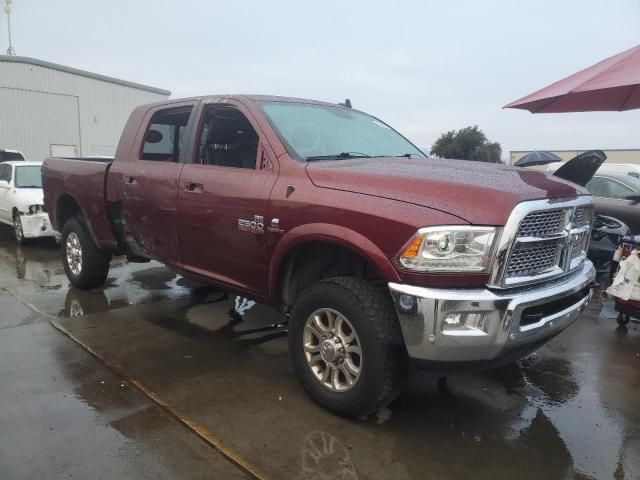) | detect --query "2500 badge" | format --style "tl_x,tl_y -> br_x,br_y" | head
238,215 -> 265,234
